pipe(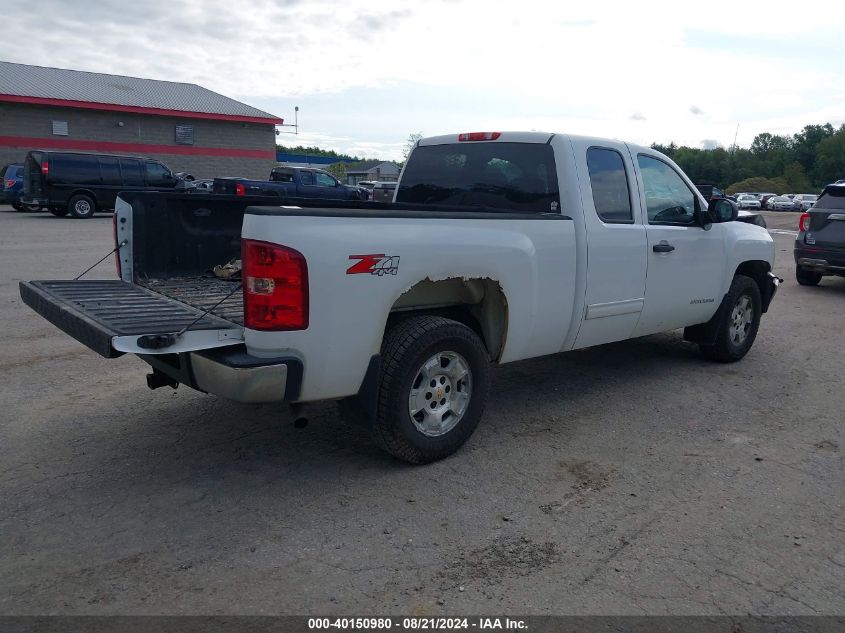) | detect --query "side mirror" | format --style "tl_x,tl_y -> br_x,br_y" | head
708,198 -> 738,223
